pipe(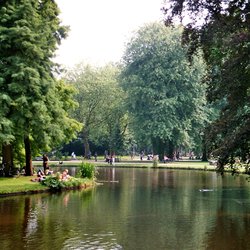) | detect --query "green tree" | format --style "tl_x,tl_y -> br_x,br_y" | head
163,0 -> 250,169
65,63 -> 126,158
0,0 -> 81,176
121,23 -> 206,160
